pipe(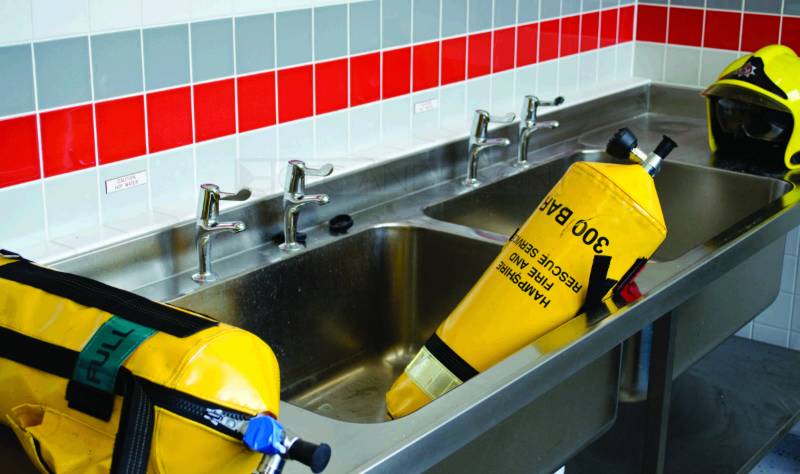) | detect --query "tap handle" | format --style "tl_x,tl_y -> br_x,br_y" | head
471,110 -> 516,139
200,183 -> 252,201
521,95 -> 564,123
286,160 -> 334,177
